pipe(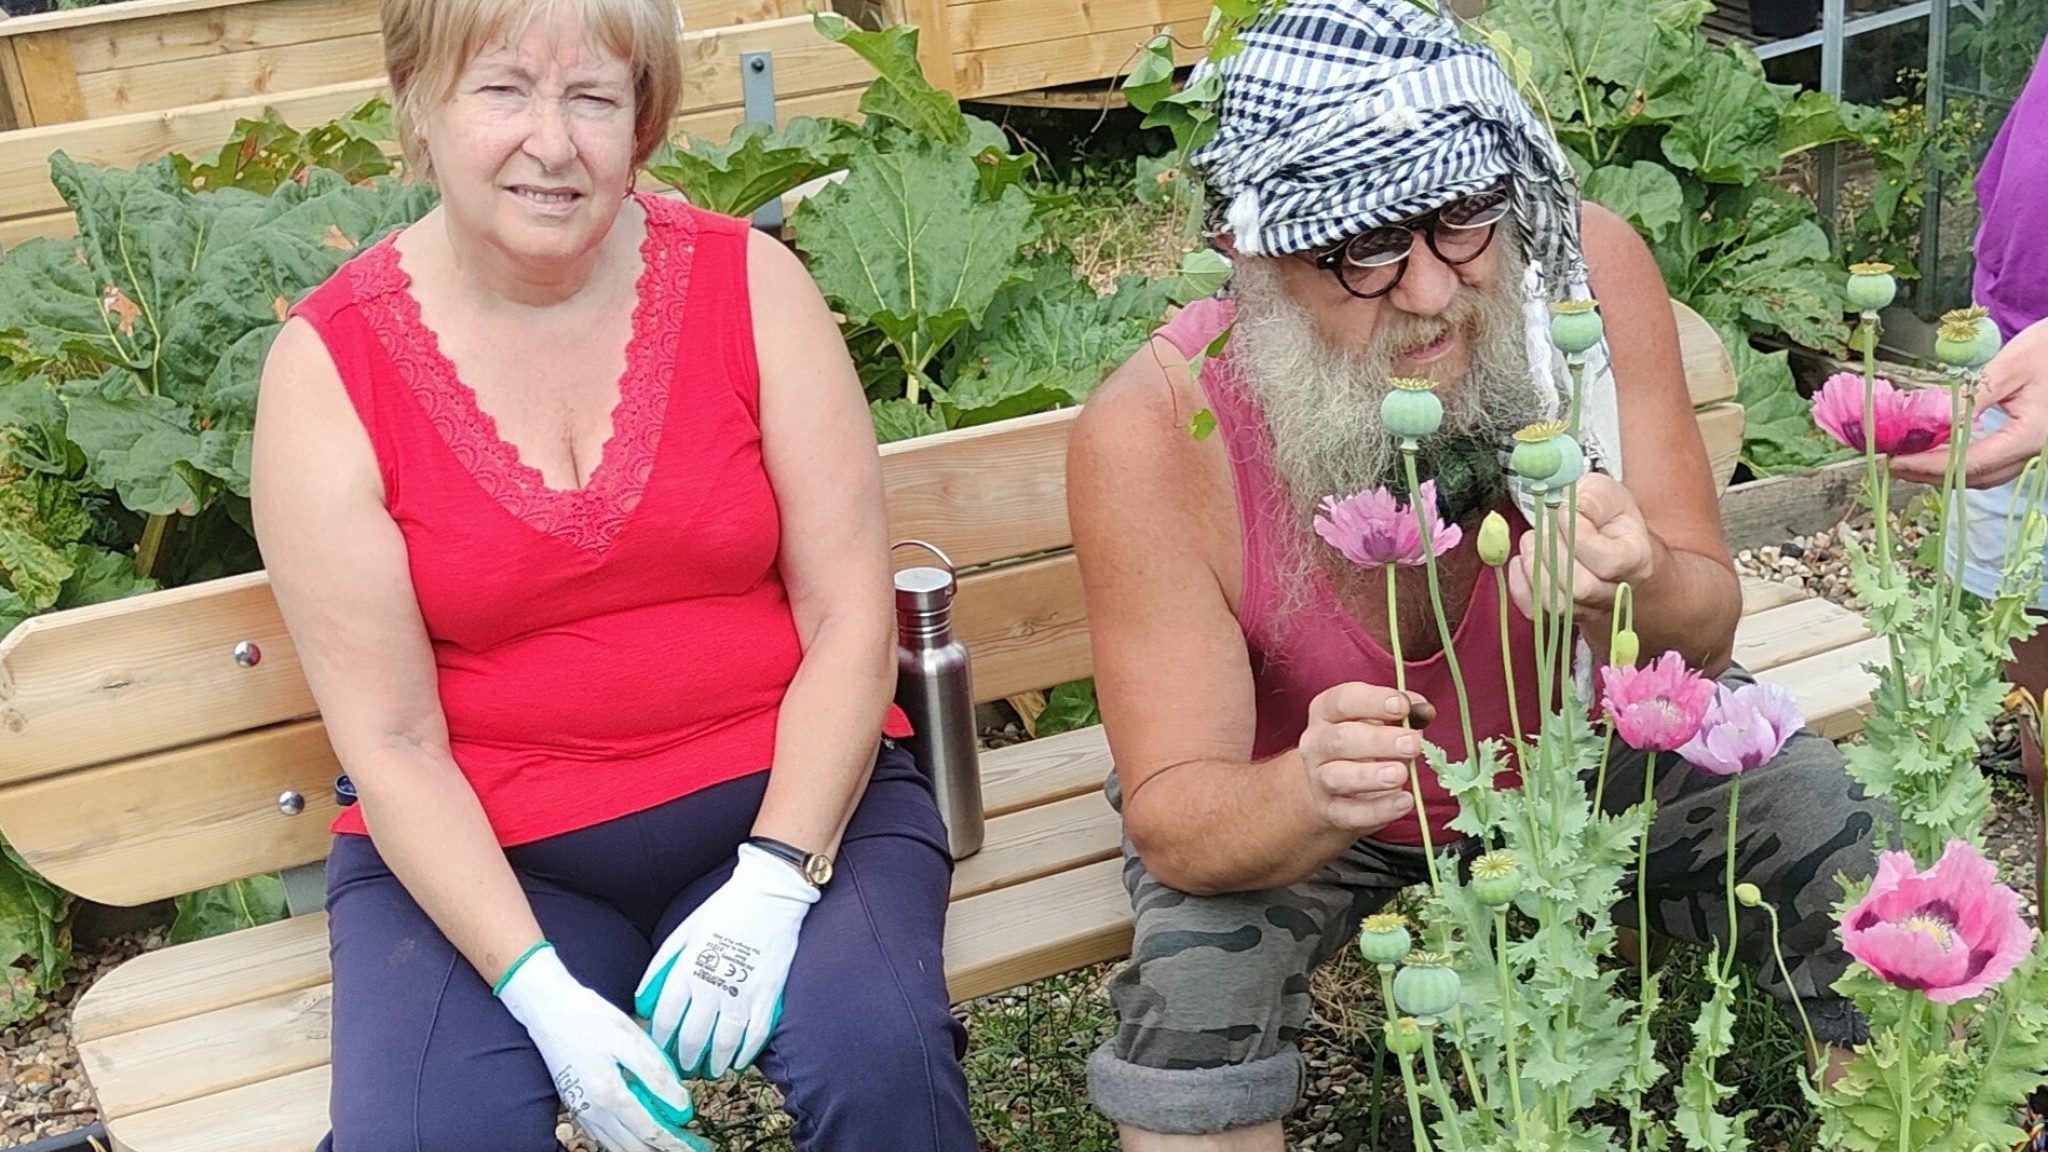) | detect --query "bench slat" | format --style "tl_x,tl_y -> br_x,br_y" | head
1756,635 -> 1886,741
73,910 -> 330,1044
951,792 -> 1118,901
105,1063 -> 330,1152
881,408 -> 1075,571
1731,594 -> 1872,673
955,551 -> 1091,703
979,724 -> 1113,818
73,730 -> 1122,1045
2,586 -> 1868,904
